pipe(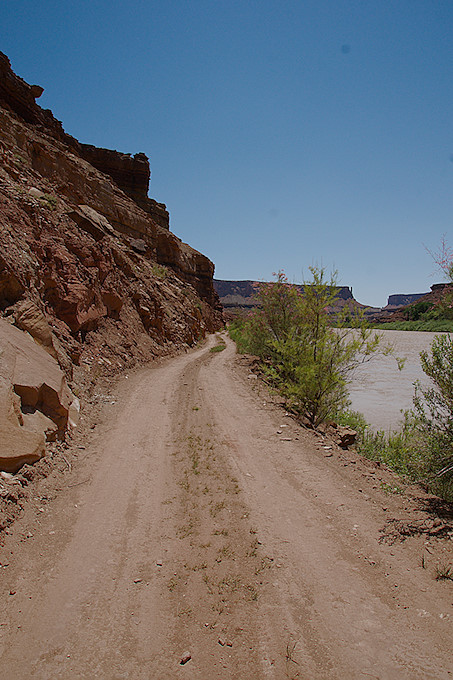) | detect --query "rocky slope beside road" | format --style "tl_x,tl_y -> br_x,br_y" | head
0,53 -> 223,494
